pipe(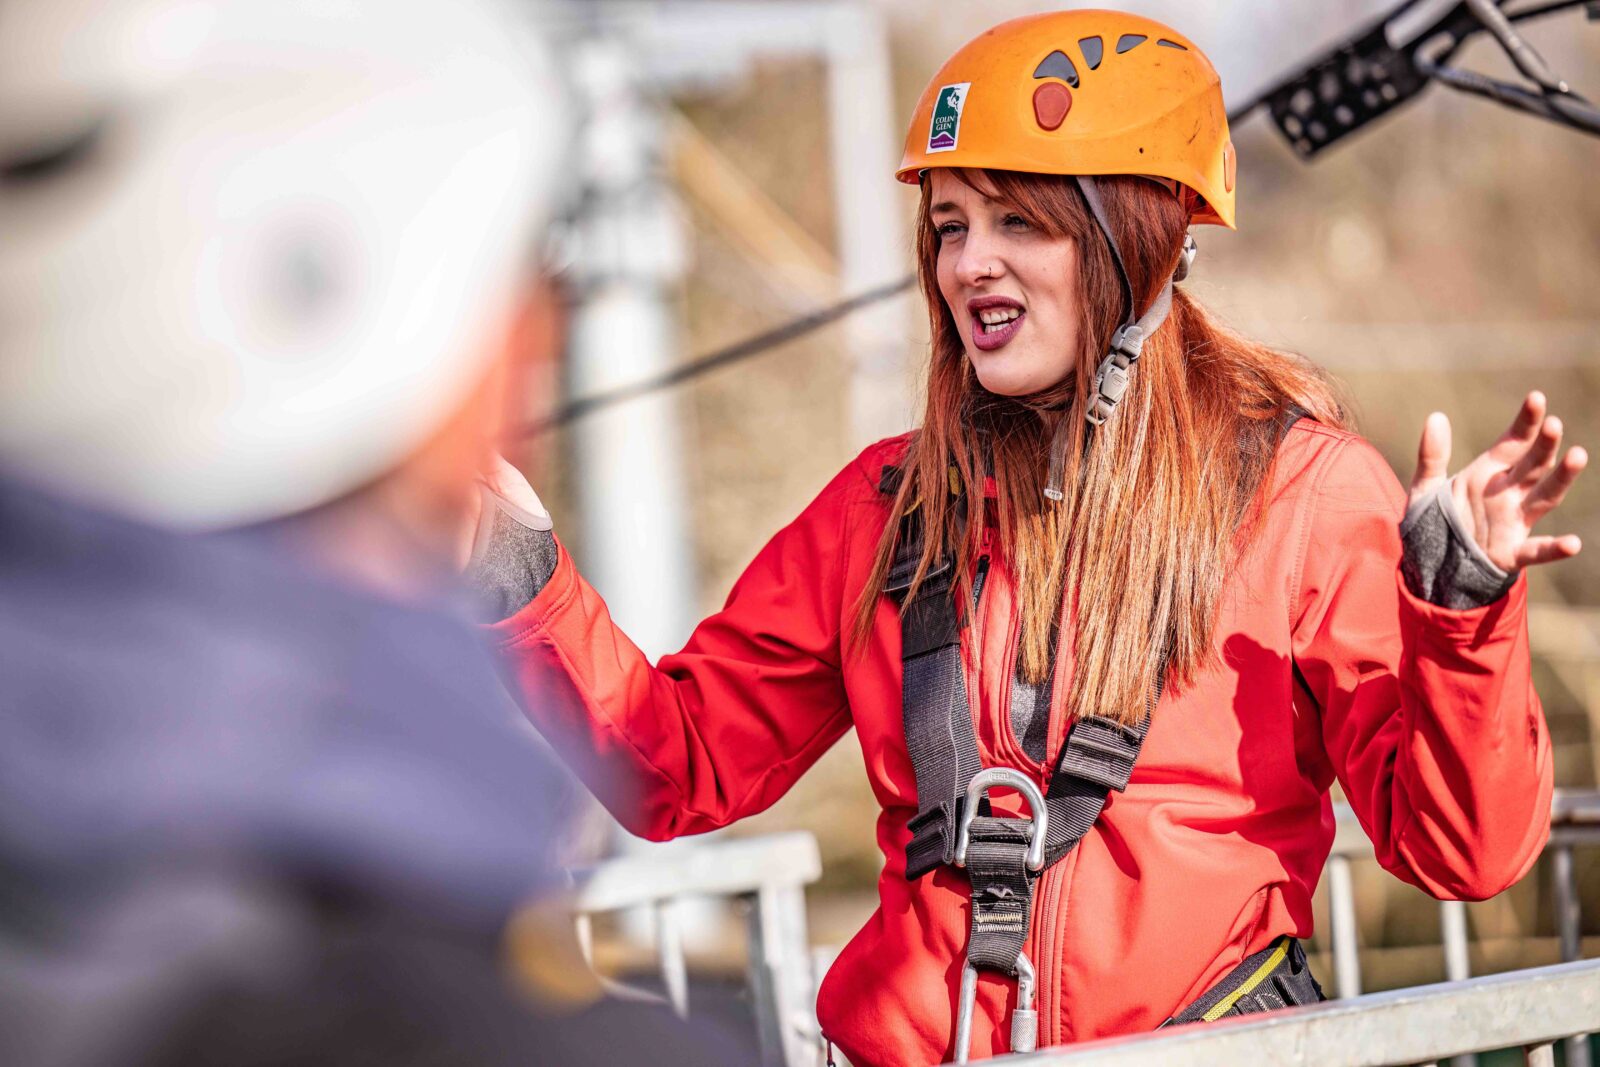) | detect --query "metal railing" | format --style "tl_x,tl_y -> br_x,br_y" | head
568,831 -> 824,1067
1322,791 -> 1600,1067
1001,958 -> 1600,1067
566,792 -> 1598,1067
